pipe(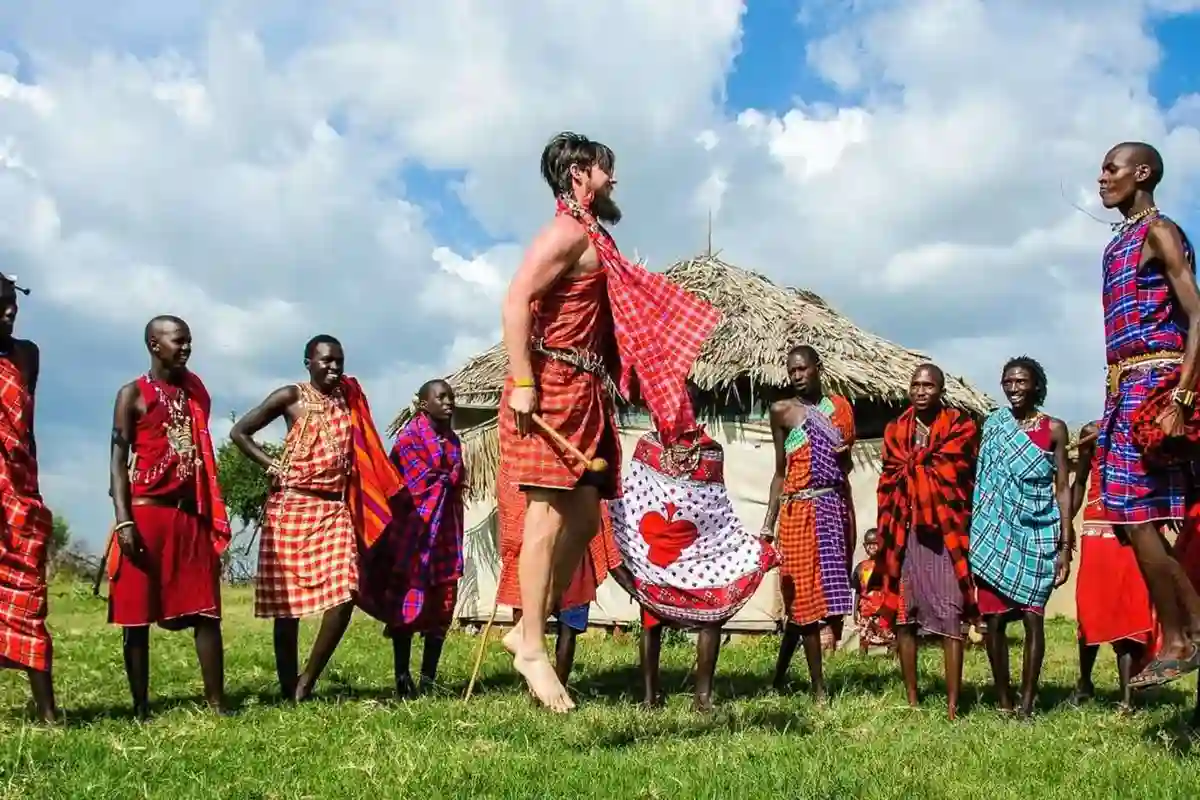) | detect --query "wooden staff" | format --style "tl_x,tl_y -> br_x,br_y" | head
465,414 -> 603,700
531,413 -> 608,472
